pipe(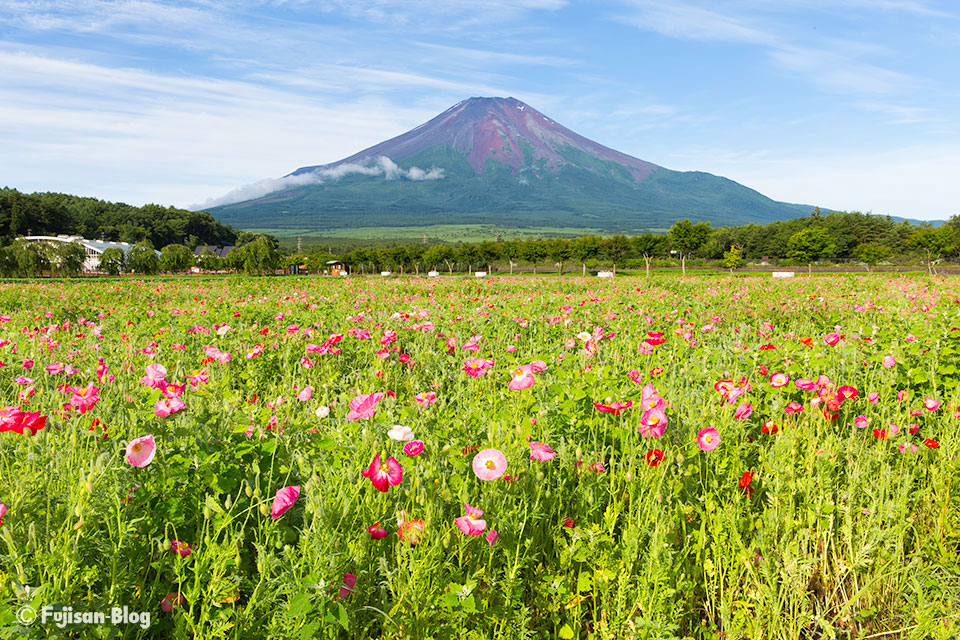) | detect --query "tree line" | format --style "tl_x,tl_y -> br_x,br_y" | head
0,187 -> 237,248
